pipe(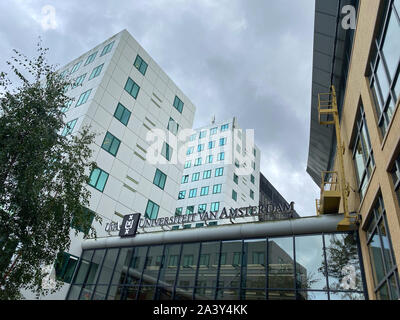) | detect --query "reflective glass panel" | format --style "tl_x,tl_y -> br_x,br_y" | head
142,245 -> 163,286
177,243 -> 200,288
158,244 -> 181,289
125,247 -> 147,286
329,291 -> 365,300
242,239 -> 266,289
71,250 -> 93,284
216,288 -> 240,300
368,230 -> 386,286
110,248 -> 133,287
268,237 -> 294,289
241,289 -> 266,300
382,8 -> 400,81
97,248 -> 119,285
268,290 -> 296,300
297,291 -> 328,300
194,287 -> 215,300
197,242 -> 220,287
138,286 -> 156,300
219,240 -> 242,288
